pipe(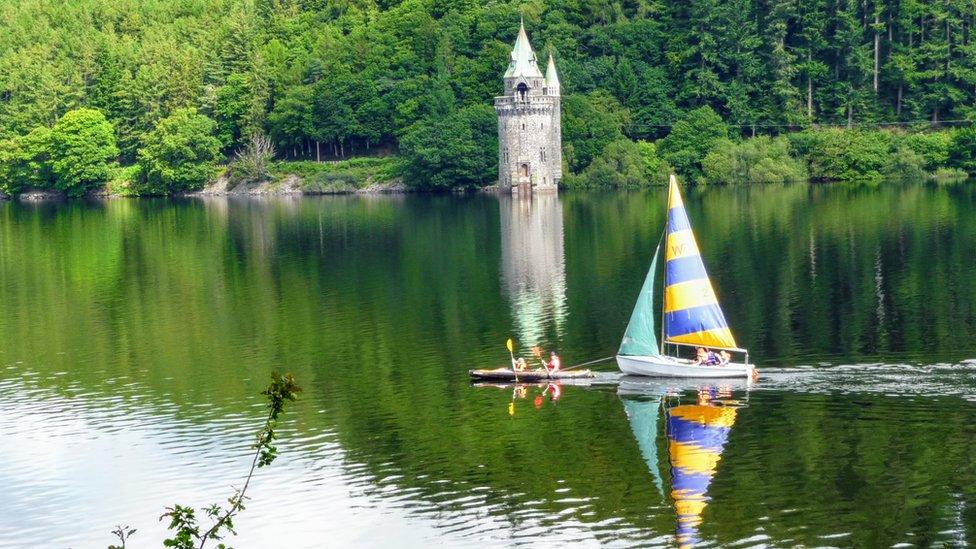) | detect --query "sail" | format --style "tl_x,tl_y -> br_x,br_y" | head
663,178 -> 738,350
618,241 -> 661,357
667,402 -> 737,548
